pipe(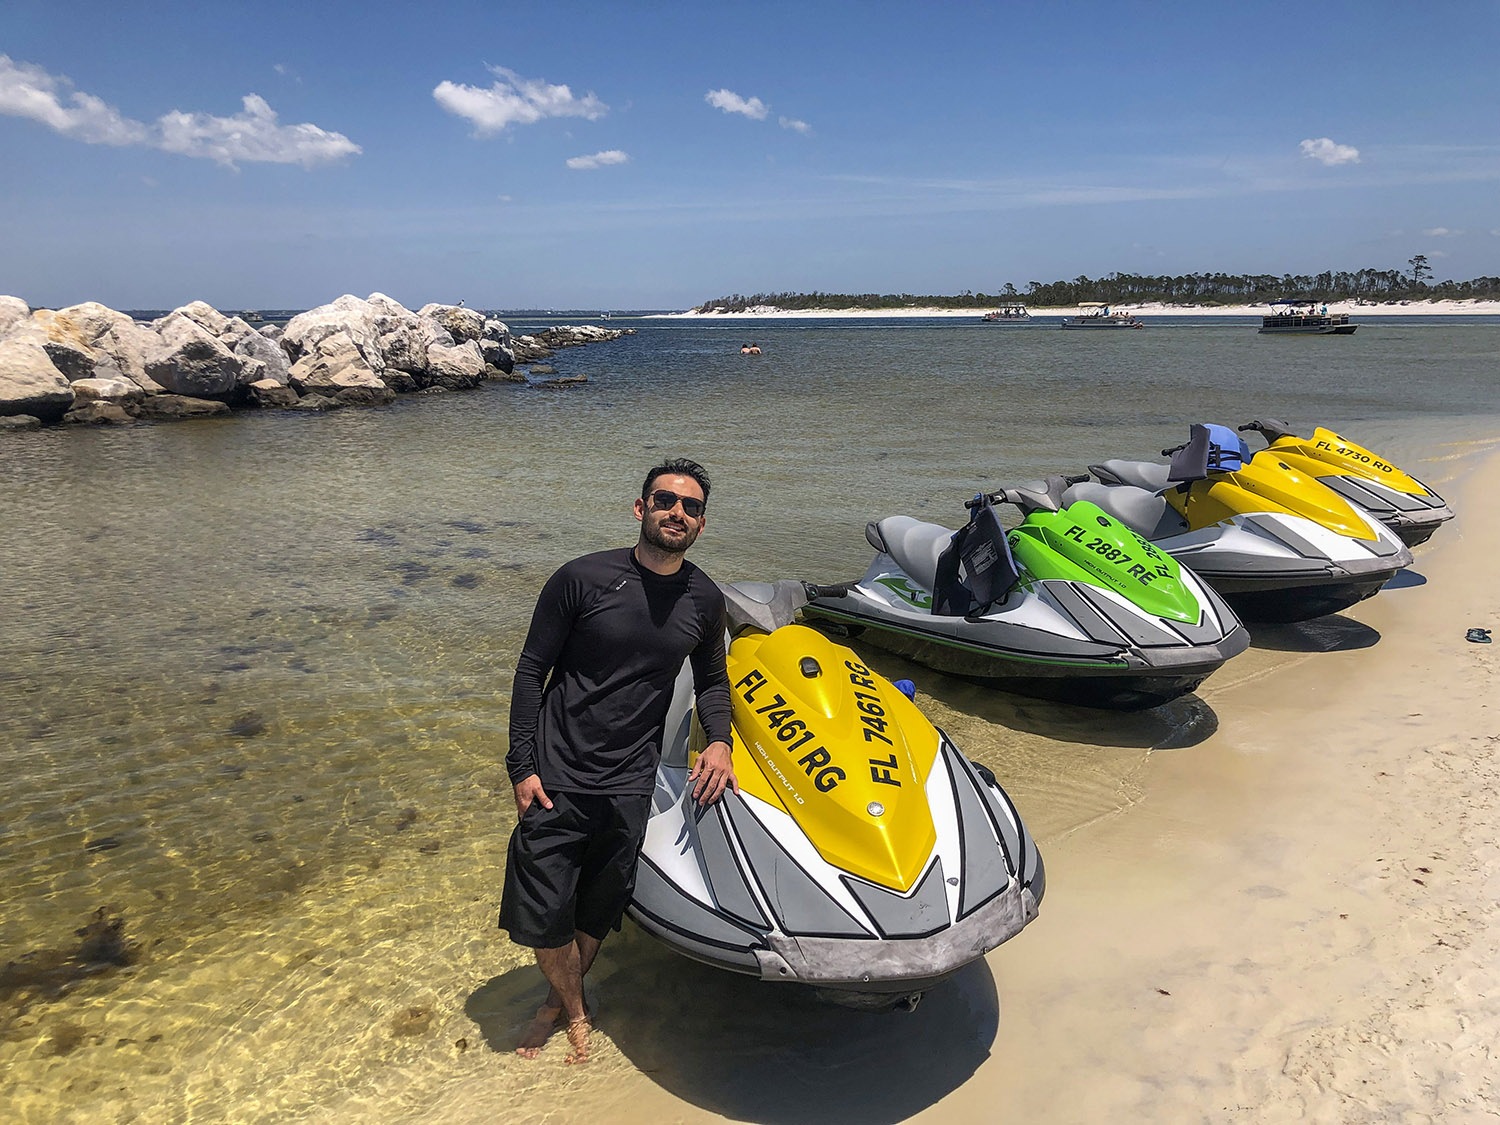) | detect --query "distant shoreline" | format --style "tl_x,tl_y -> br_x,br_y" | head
654,299 -> 1500,319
